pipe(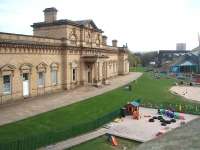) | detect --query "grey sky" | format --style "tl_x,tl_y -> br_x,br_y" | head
1,0 -> 200,52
